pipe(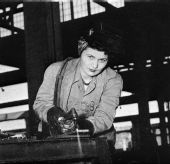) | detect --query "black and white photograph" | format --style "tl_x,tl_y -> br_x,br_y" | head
0,0 -> 170,163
